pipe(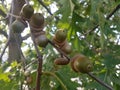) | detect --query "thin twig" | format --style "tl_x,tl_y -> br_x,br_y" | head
87,72 -> 113,90
37,0 -> 59,20
84,4 -> 120,35
48,39 -> 113,89
22,33 -> 31,40
7,12 -> 21,18
0,39 -> 9,60
38,0 -> 52,15
48,40 -> 70,61
24,59 -> 37,70
30,32 -> 42,90
106,4 -> 120,20
0,29 -> 8,38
